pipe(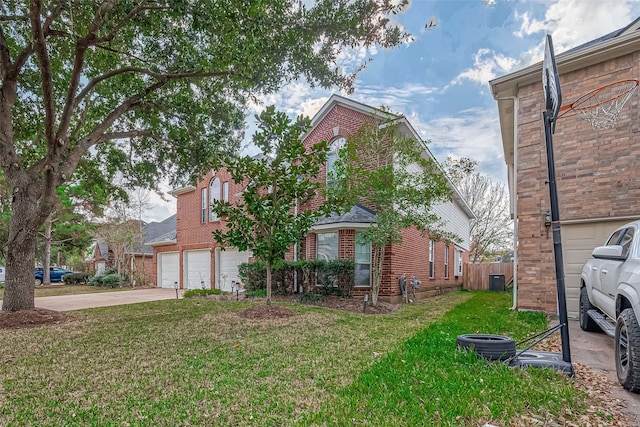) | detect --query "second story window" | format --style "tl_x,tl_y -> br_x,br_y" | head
201,188 -> 207,223
326,137 -> 346,188
209,177 -> 220,221
222,181 -> 229,202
